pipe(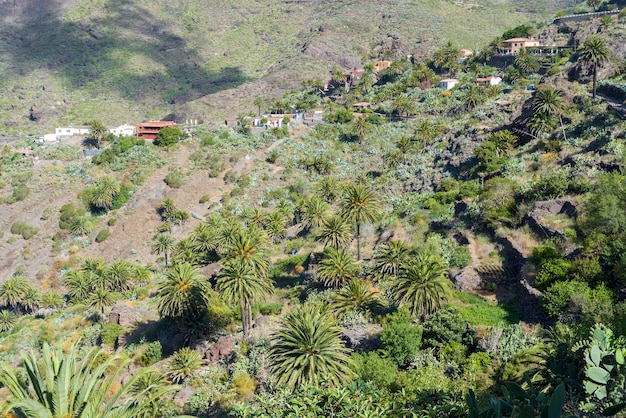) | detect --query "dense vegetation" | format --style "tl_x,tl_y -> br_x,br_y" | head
3,2 -> 626,417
